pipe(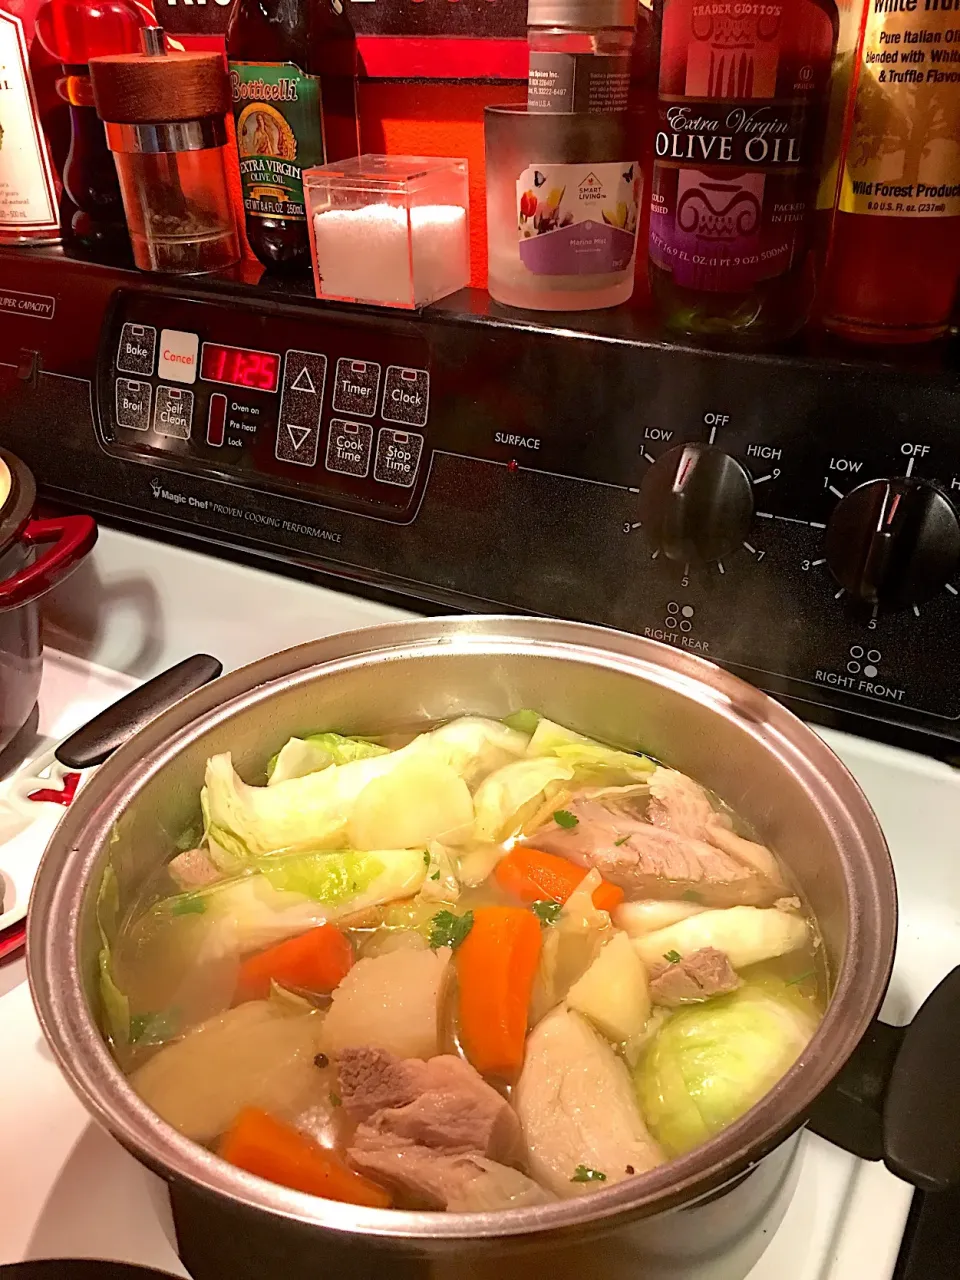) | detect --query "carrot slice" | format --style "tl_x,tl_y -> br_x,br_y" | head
220,1107 -> 392,1208
494,847 -> 624,913
234,925 -> 353,1003
455,905 -> 542,1078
